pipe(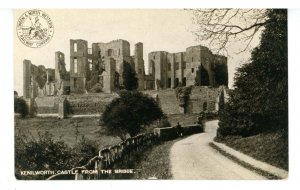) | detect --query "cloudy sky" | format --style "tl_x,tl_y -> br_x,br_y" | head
14,9 -> 257,95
